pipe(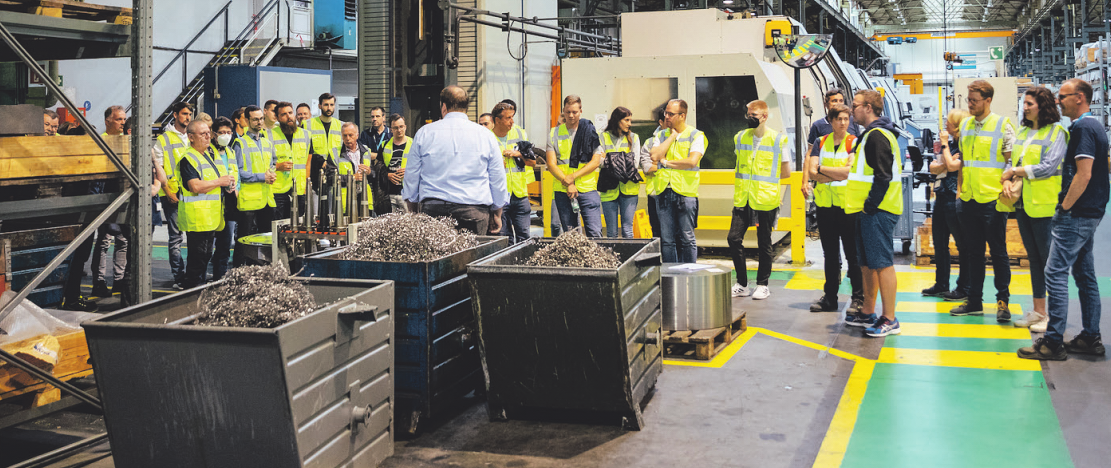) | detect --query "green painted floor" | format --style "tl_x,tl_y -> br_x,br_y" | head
840,296 -> 1075,468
